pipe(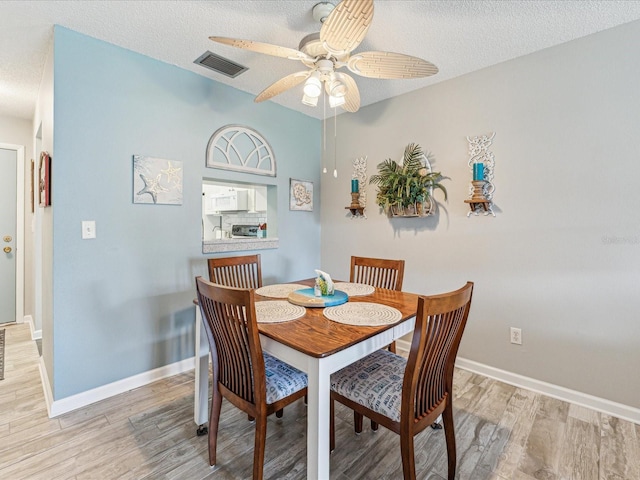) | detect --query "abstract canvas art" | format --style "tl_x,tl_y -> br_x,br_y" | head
133,155 -> 183,205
